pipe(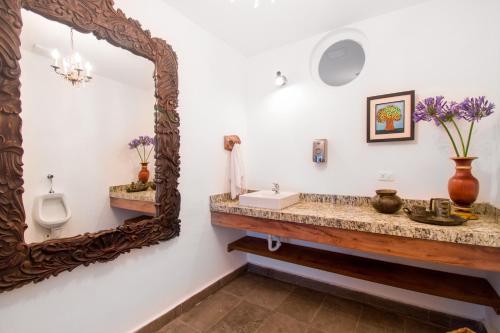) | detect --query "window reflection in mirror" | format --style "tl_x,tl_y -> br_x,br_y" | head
318,39 -> 365,86
20,9 -> 156,243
